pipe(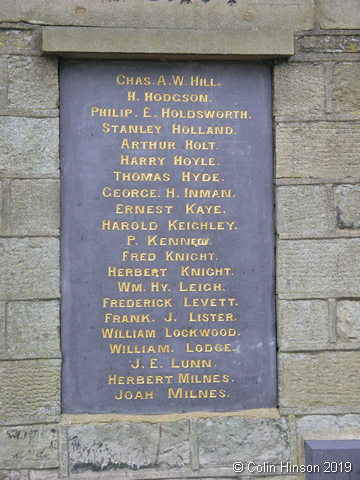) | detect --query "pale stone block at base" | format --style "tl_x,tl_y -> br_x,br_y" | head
0,425 -> 58,469
197,417 -> 289,467
0,117 -> 59,178
279,353 -> 360,408
276,123 -> 360,180
276,185 -> 331,236
278,300 -> 329,349
9,180 -> 60,236
0,359 -> 60,425
29,470 -> 60,480
0,238 -> 59,301
8,56 -> 58,110
6,300 -> 60,358
68,421 -> 189,473
0,470 -> 28,480
337,301 -> 360,341
274,64 -> 324,116
277,239 -> 360,297
298,414 -> 360,438
335,185 -> 360,229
